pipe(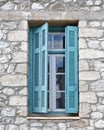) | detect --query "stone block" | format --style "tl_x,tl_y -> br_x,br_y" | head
79,103 -> 91,117
17,106 -> 27,116
97,105 -> 104,113
15,63 -> 27,74
8,31 -> 27,41
79,60 -> 89,71
31,3 -> 44,10
79,81 -> 88,91
79,71 -> 100,81
19,21 -> 28,30
0,75 -> 27,86
1,107 -> 16,117
11,52 -> 27,63
20,42 -> 28,51
0,42 -> 10,48
79,28 -> 103,38
3,87 -> 14,95
95,120 -> 104,128
79,38 -> 87,49
89,21 -> 100,27
71,119 -> 88,128
79,20 -> 87,27
19,87 -> 27,95
15,117 -> 26,124
97,92 -> 104,97
91,112 -> 103,119
1,1 -> 15,10
79,49 -> 104,59
9,96 -> 27,106
91,80 -> 104,91
80,92 -> 97,103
